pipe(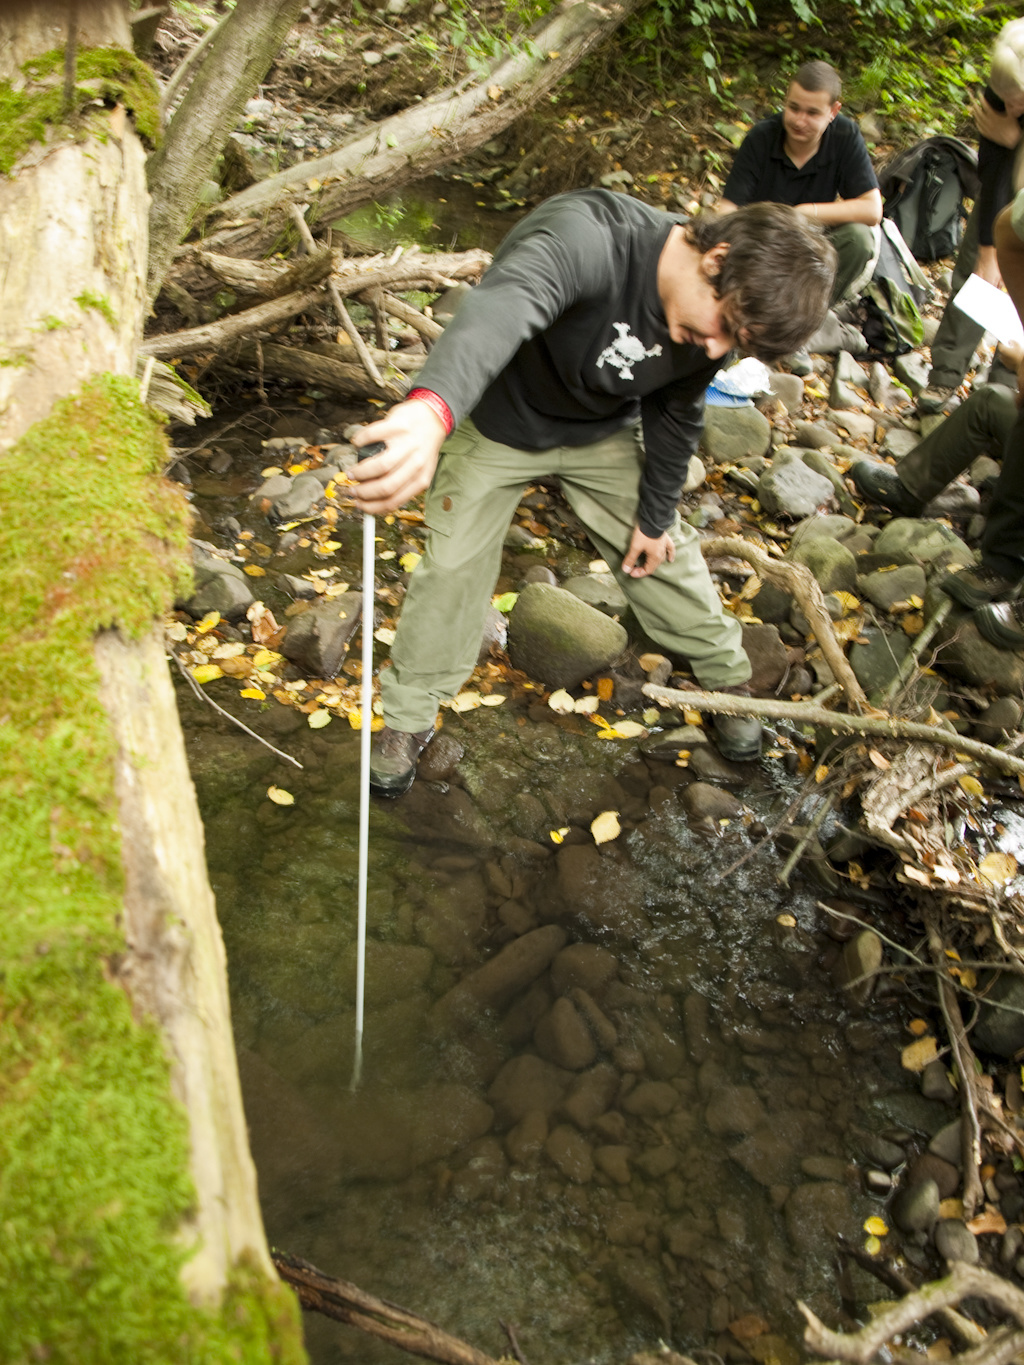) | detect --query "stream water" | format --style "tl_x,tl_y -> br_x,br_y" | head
174,401 -> 955,1365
